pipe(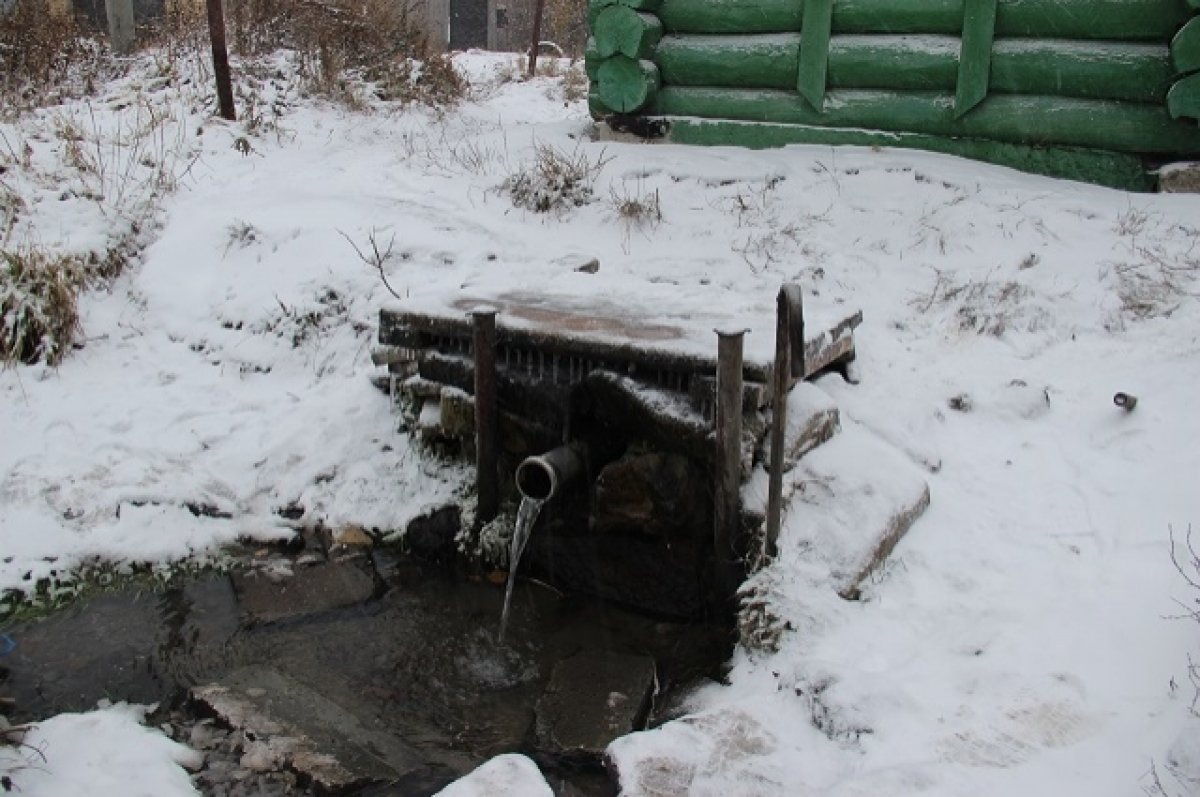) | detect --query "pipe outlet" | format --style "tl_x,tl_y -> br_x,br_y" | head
515,444 -> 585,501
